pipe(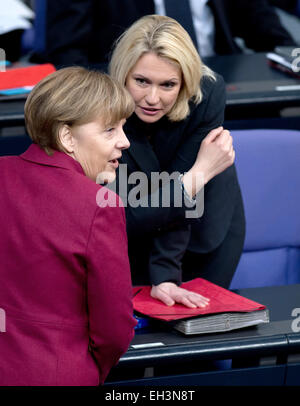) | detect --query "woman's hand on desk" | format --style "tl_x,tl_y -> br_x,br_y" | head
150,282 -> 210,308
182,127 -> 235,198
